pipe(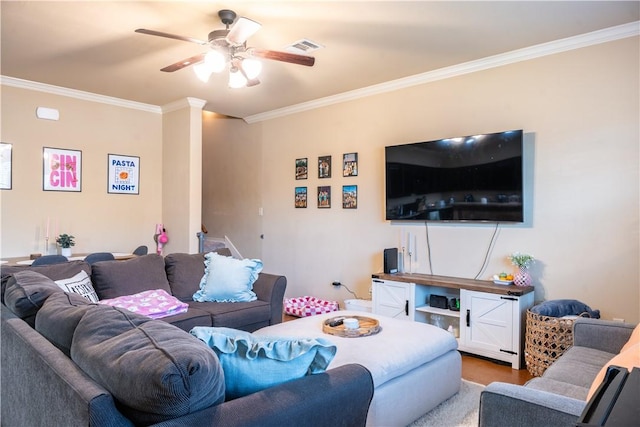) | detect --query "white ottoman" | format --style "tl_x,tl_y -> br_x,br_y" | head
254,311 -> 461,427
